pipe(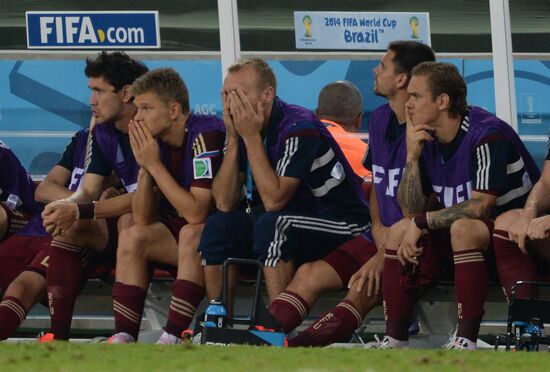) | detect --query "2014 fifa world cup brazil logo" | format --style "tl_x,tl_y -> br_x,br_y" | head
303,15 -> 312,38
409,16 -> 419,39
